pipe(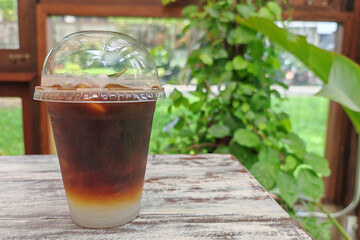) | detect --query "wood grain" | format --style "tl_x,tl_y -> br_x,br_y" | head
37,3 -> 184,18
0,154 -> 313,239
284,10 -> 352,21
38,0 -> 198,6
0,73 -> 36,82
0,0 -> 38,72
